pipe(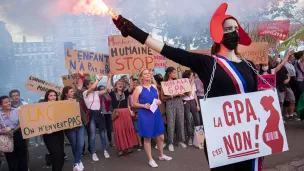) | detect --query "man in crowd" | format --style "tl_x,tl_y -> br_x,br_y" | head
9,89 -> 28,109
